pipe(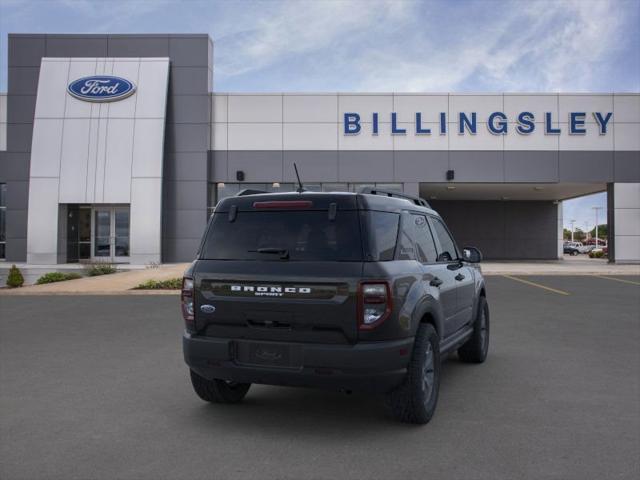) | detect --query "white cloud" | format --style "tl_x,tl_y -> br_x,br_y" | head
213,0 -> 636,92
